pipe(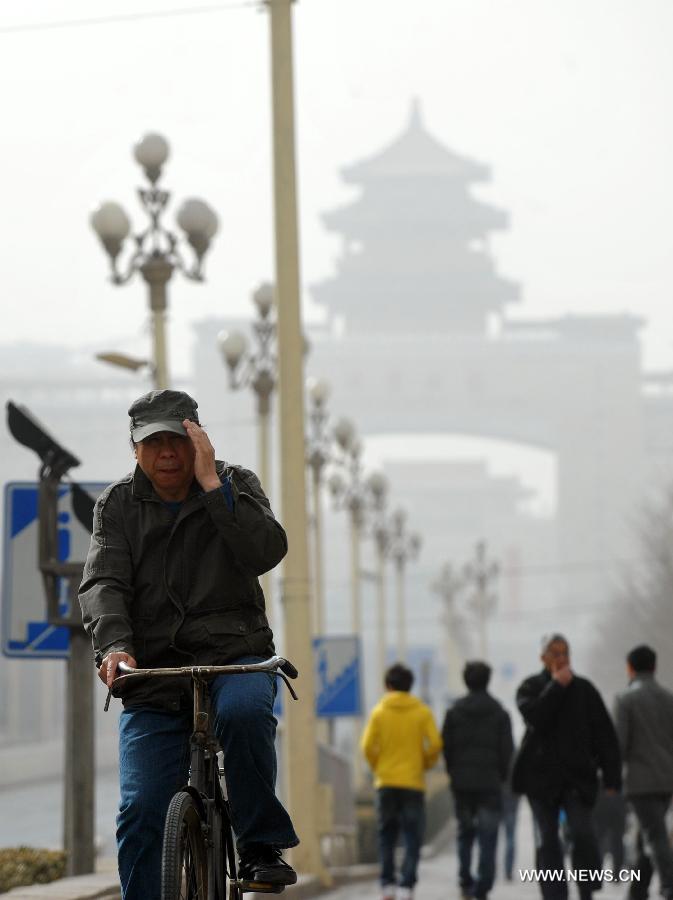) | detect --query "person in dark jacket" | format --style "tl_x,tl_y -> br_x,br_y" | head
79,390 -> 298,900
512,633 -> 621,900
442,660 -> 514,900
614,644 -> 673,900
